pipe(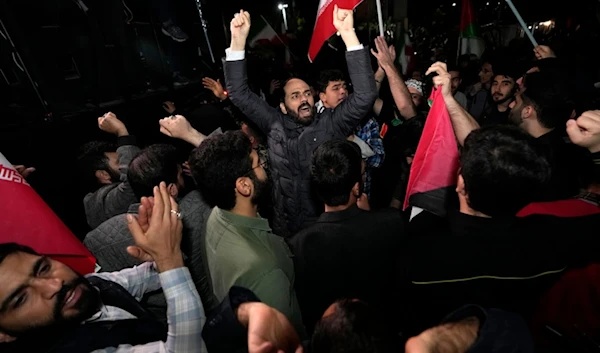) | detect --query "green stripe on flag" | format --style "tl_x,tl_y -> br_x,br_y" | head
460,23 -> 477,38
